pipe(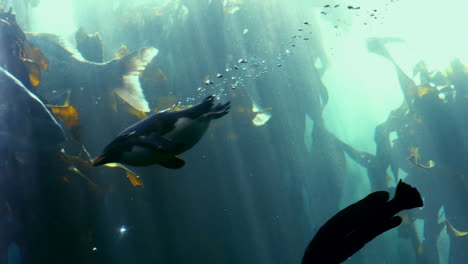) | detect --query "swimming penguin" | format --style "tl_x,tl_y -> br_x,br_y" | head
92,95 -> 231,168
